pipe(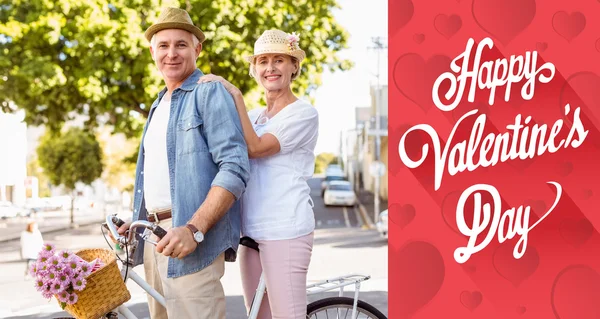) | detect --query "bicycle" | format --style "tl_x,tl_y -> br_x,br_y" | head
60,214 -> 387,319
